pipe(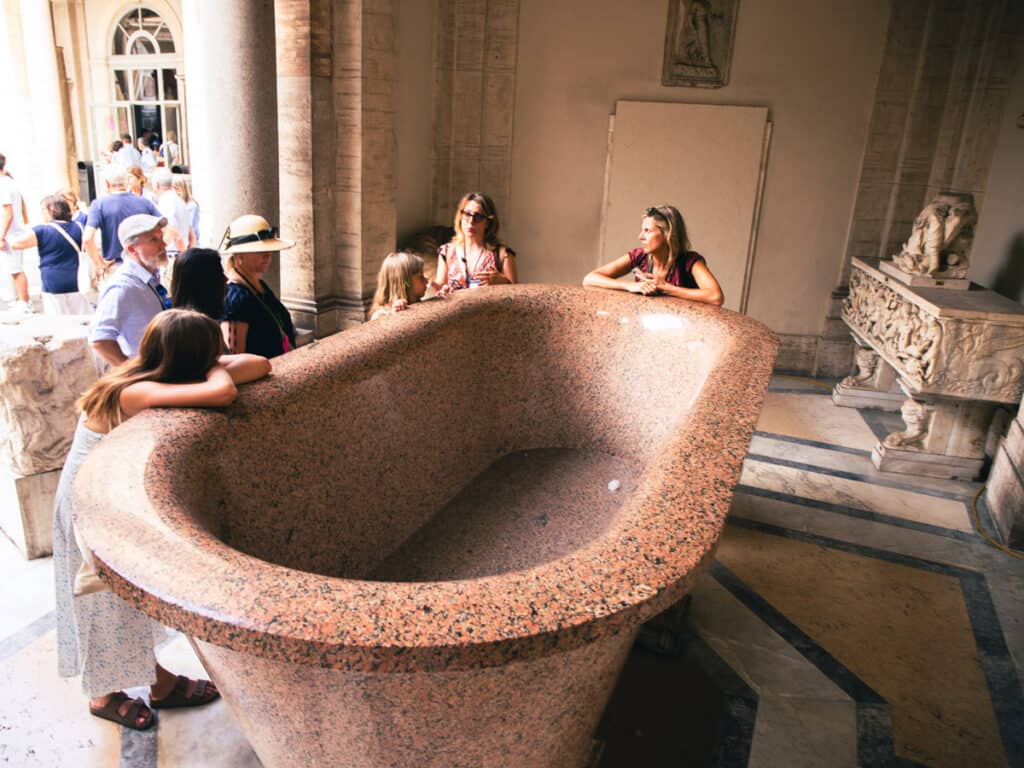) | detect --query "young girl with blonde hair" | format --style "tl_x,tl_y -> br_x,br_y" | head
370,251 -> 429,319
54,309 -> 270,730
